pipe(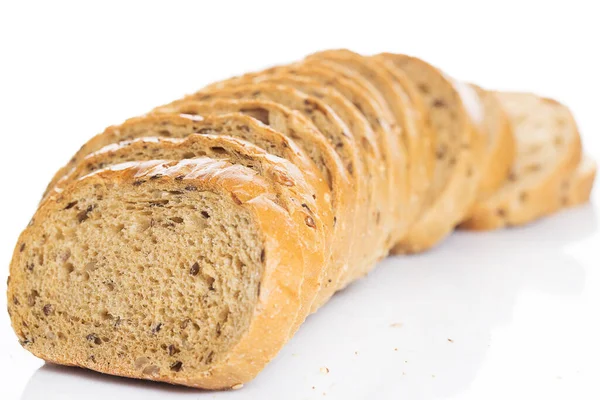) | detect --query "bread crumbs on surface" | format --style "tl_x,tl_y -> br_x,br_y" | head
320,367 -> 329,374
231,383 -> 244,390
354,351 -> 359,355
447,338 -> 454,343
394,348 -> 398,351
390,322 -> 403,328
